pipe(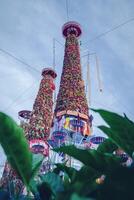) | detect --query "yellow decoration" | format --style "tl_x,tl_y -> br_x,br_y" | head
64,117 -> 70,129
